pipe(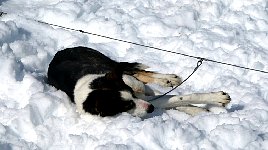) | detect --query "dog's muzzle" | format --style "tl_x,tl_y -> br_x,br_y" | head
128,99 -> 154,117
